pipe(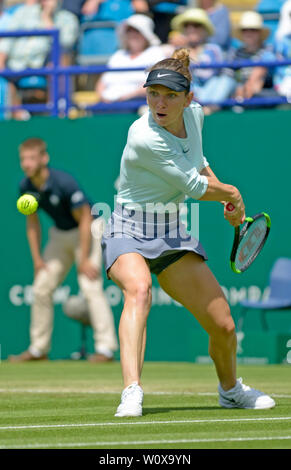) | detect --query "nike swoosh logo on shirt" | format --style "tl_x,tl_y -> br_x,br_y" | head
157,73 -> 172,78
